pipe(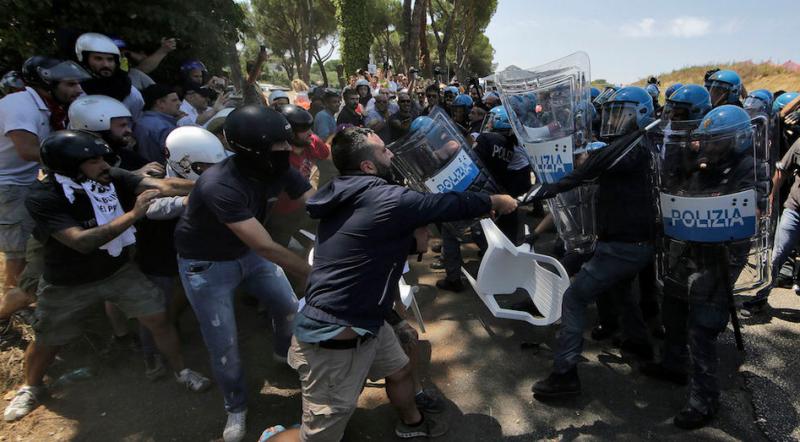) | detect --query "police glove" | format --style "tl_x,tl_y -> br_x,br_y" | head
518,183 -> 559,205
